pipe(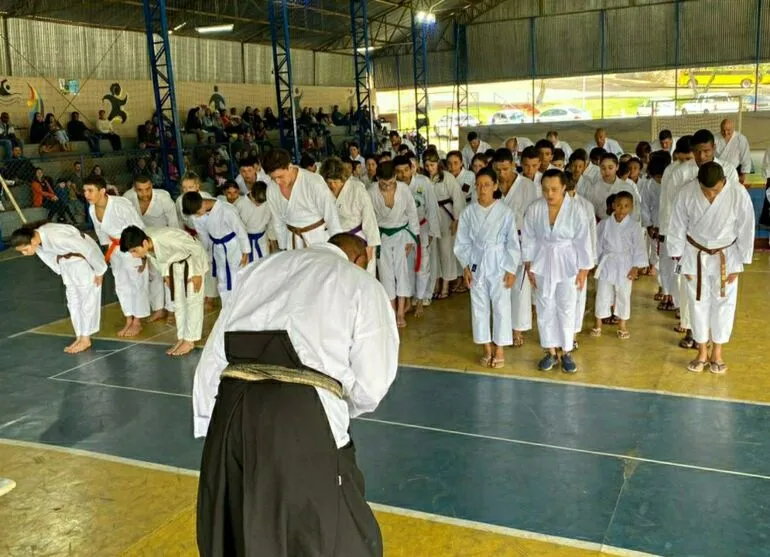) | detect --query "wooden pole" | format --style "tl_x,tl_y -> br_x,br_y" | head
0,174 -> 27,225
